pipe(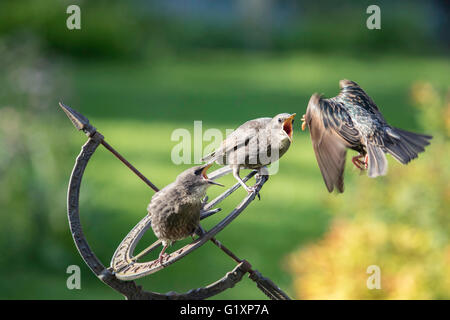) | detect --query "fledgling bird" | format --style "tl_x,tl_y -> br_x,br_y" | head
302,79 -> 432,193
202,113 -> 296,193
147,164 -> 223,263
